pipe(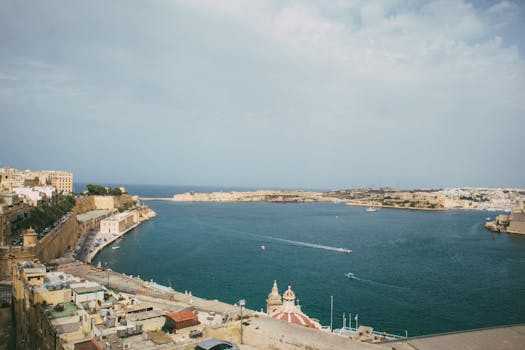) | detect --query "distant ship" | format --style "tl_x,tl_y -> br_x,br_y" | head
365,206 -> 378,212
260,245 -> 266,250
344,272 -> 355,279
112,246 -> 120,250
340,248 -> 352,254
